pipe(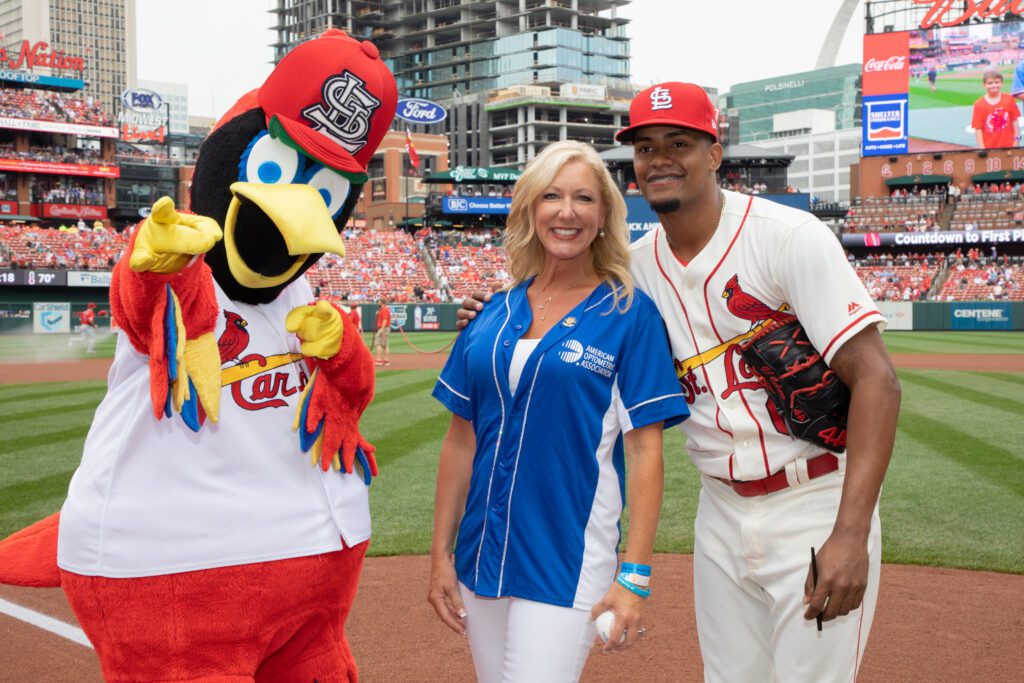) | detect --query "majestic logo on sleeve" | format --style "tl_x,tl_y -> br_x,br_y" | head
217,310 -> 308,412
649,86 -> 673,111
302,70 -> 382,154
